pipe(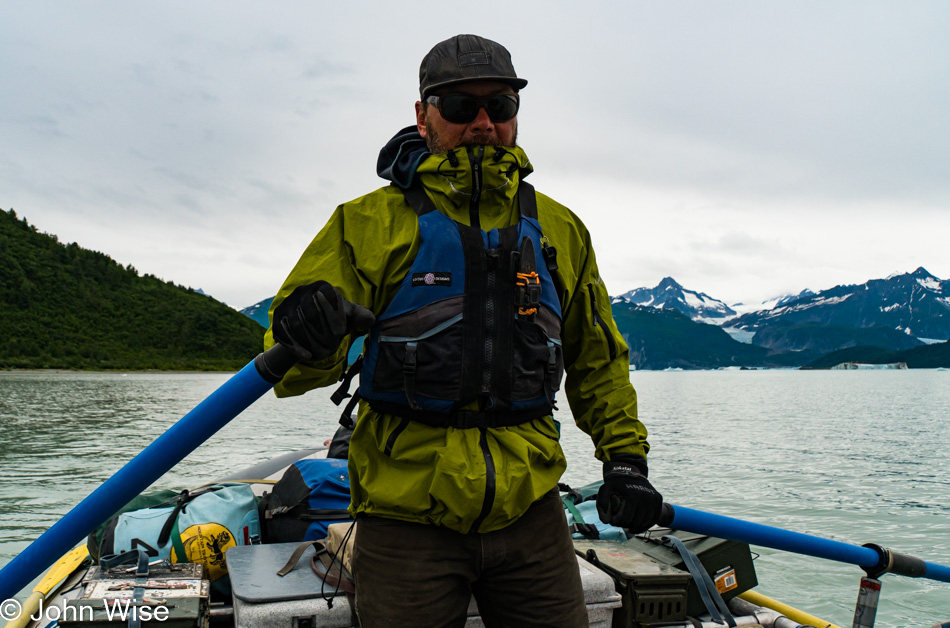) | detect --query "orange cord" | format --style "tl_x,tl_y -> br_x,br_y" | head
516,272 -> 540,315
